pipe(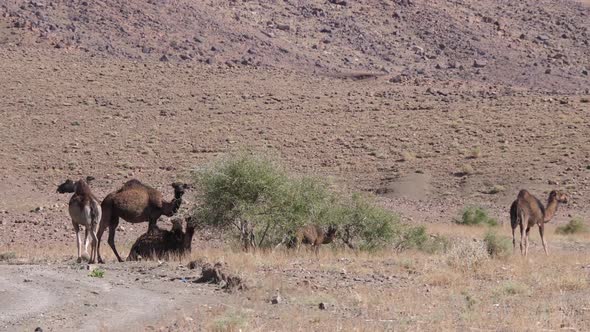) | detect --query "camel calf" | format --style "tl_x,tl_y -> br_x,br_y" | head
57,177 -> 101,263
289,224 -> 338,254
